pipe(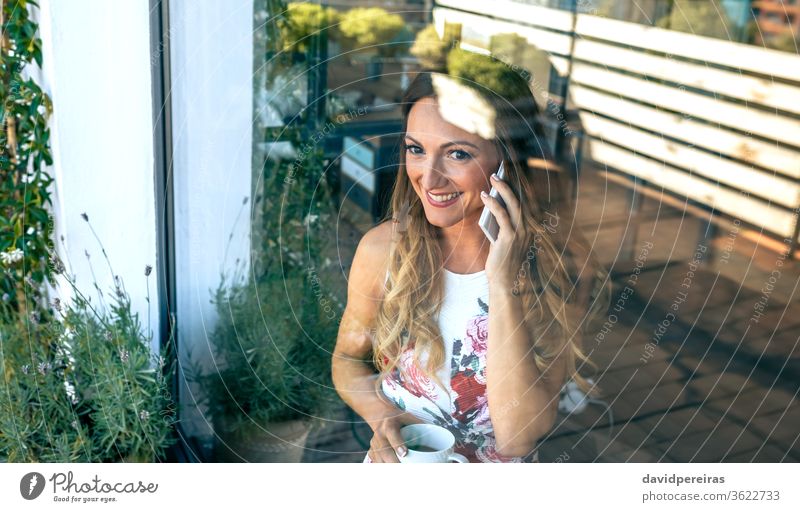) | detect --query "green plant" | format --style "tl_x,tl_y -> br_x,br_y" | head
189,121 -> 344,432
0,2 -> 175,461
446,47 -> 529,99
188,269 -> 341,433
338,7 -> 407,57
410,24 -> 452,70
655,0 -> 733,40
0,237 -> 177,462
194,0 -> 346,443
278,2 -> 340,54
1,0 -> 56,324
490,33 -> 547,73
